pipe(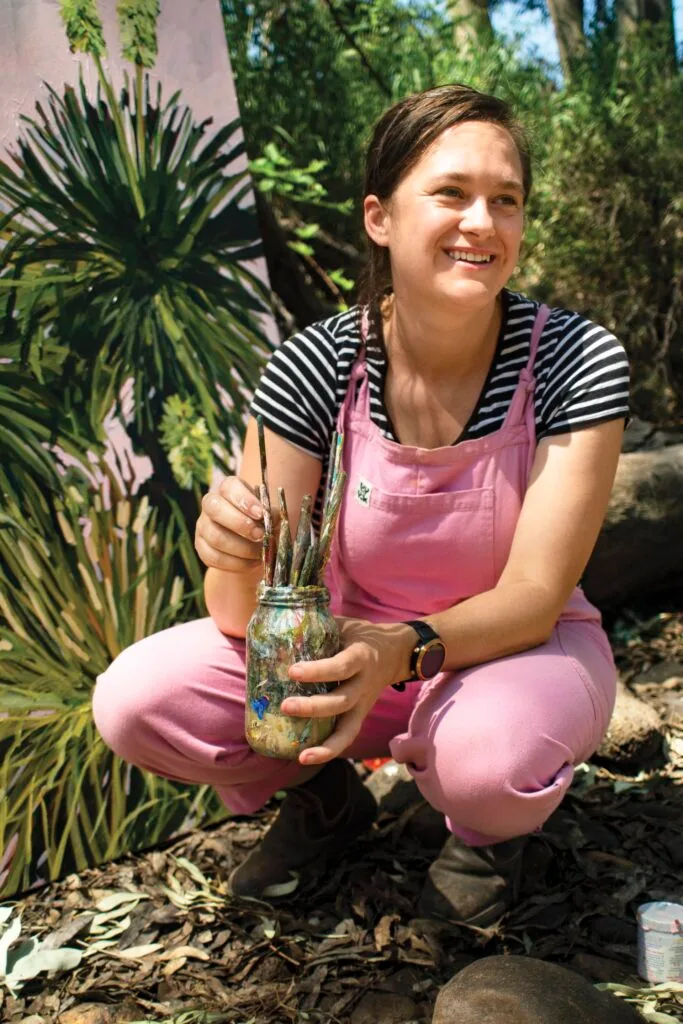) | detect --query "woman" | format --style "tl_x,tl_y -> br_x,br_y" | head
93,85 -> 629,927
